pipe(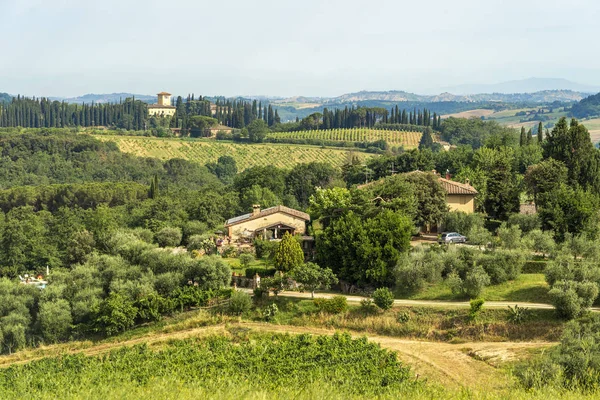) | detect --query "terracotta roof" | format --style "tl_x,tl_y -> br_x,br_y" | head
157,92 -> 172,95
148,104 -> 176,109
438,177 -> 478,195
225,205 -> 310,227
357,171 -> 478,195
